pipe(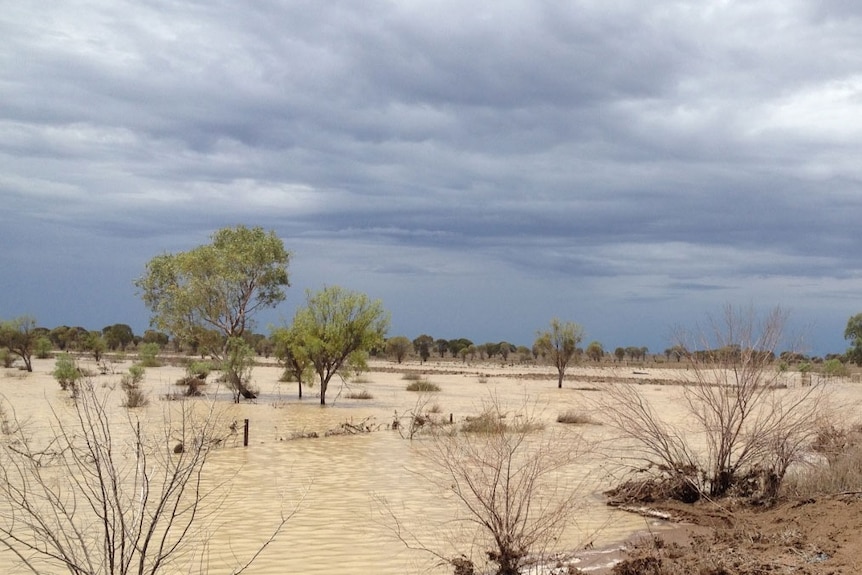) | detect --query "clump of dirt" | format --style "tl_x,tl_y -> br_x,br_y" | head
607,495 -> 862,574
